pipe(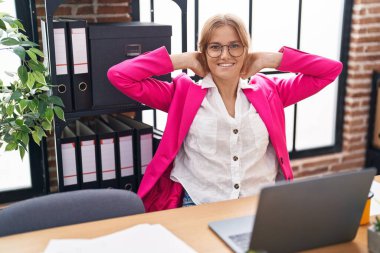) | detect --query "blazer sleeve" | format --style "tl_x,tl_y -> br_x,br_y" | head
271,46 -> 343,108
107,46 -> 175,112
